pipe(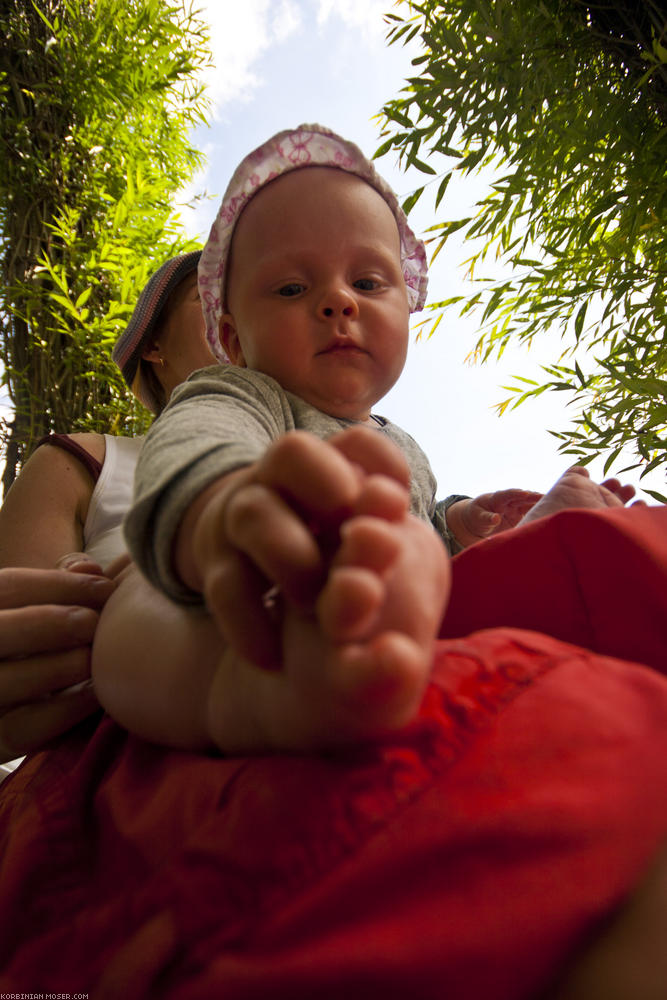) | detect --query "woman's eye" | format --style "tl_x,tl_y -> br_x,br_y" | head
354,278 -> 378,291
277,283 -> 304,297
